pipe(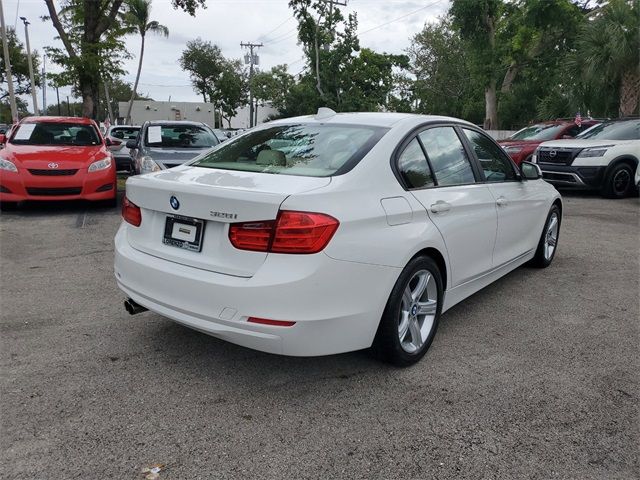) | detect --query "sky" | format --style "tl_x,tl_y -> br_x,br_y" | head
3,0 -> 450,112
